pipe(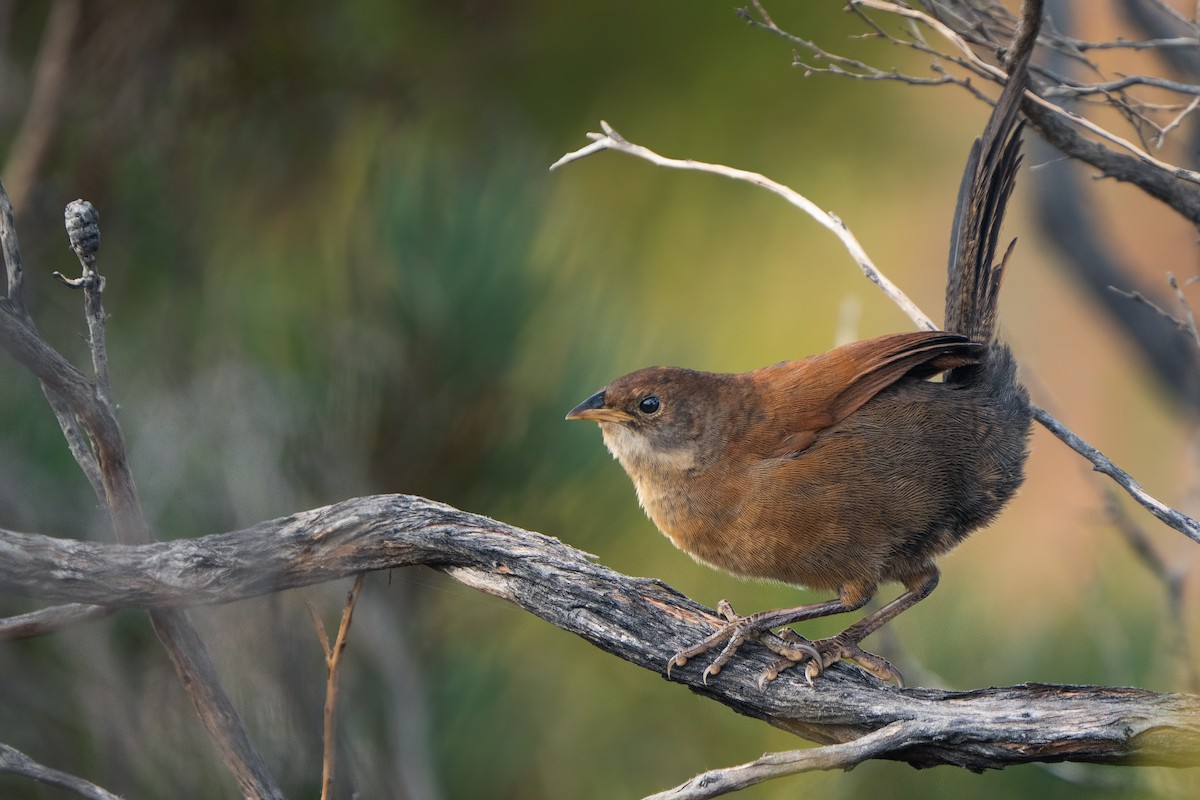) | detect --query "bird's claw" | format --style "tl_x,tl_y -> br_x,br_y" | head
666,603 -> 902,688
667,600 -> 820,685
795,634 -> 904,687
666,599 -> 746,681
